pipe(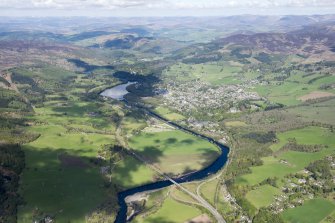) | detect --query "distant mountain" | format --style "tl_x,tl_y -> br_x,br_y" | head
102,35 -> 154,49
172,22 -> 335,63
217,24 -> 335,52
91,34 -> 187,54
68,31 -> 113,41
120,27 -> 150,36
